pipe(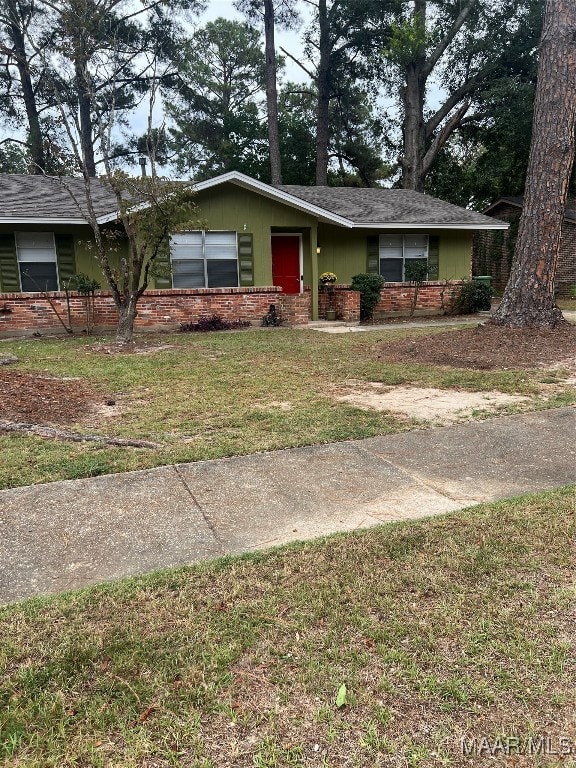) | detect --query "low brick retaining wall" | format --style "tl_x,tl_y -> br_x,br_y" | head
0,287 -> 312,337
0,281 -> 462,336
374,281 -> 463,318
